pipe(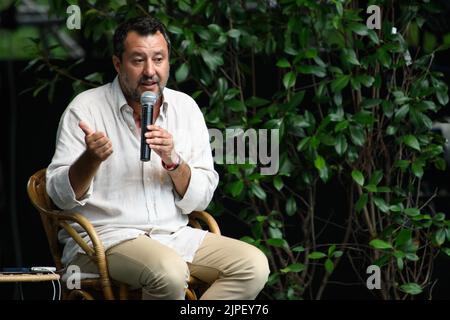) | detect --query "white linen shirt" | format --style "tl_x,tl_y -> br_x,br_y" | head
46,76 -> 219,265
